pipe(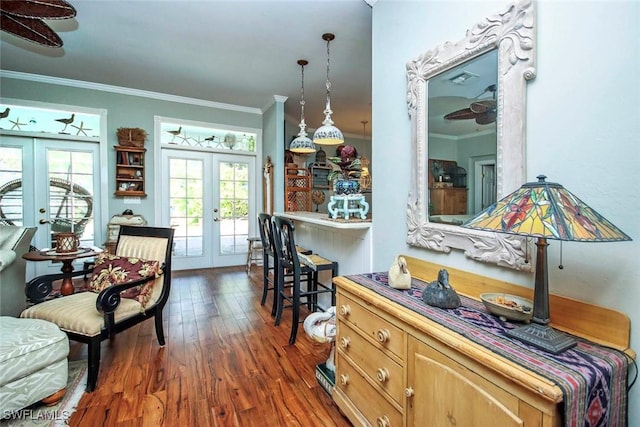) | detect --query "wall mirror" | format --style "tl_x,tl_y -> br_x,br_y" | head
406,0 -> 536,271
